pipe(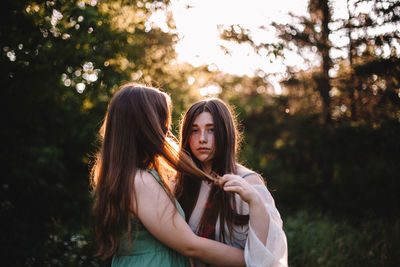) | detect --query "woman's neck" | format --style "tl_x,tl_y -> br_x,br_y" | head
202,162 -> 212,174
